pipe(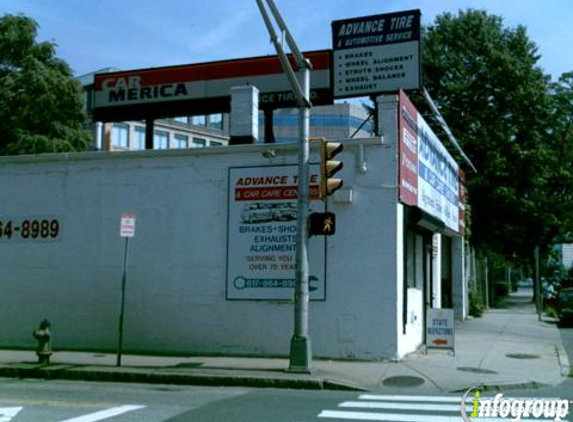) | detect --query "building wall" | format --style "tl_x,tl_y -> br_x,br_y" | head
0,92 -> 465,359
0,138 -> 412,360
